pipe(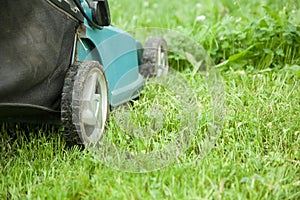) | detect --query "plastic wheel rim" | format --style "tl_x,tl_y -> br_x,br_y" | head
156,45 -> 169,77
80,68 -> 108,145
